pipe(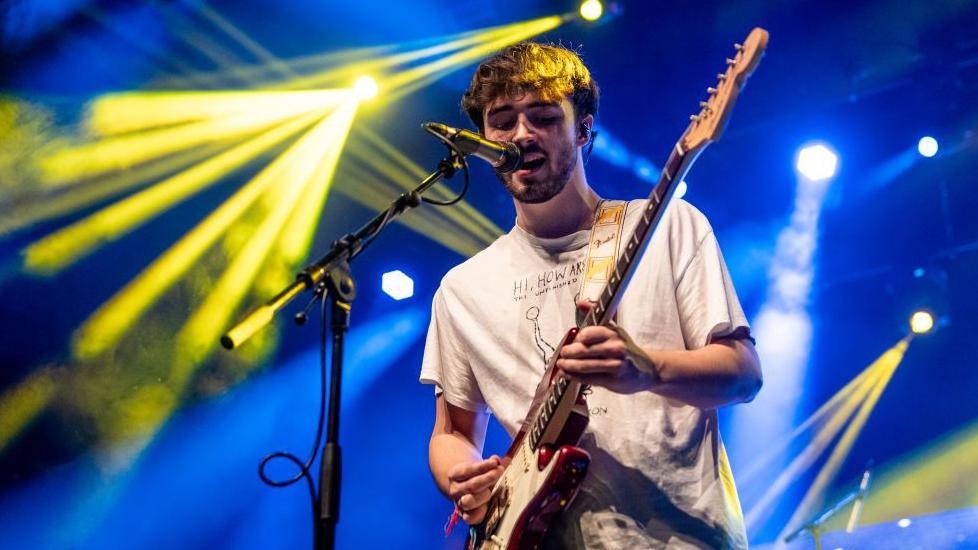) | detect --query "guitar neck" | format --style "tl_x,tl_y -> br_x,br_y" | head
522,26 -> 769,453
581,143 -> 702,329
525,142 -> 703,453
